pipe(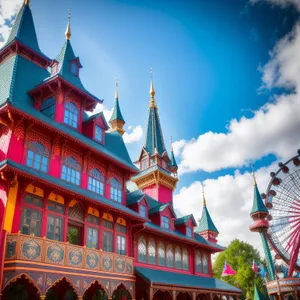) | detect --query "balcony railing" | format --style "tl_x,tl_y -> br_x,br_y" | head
5,232 -> 134,275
